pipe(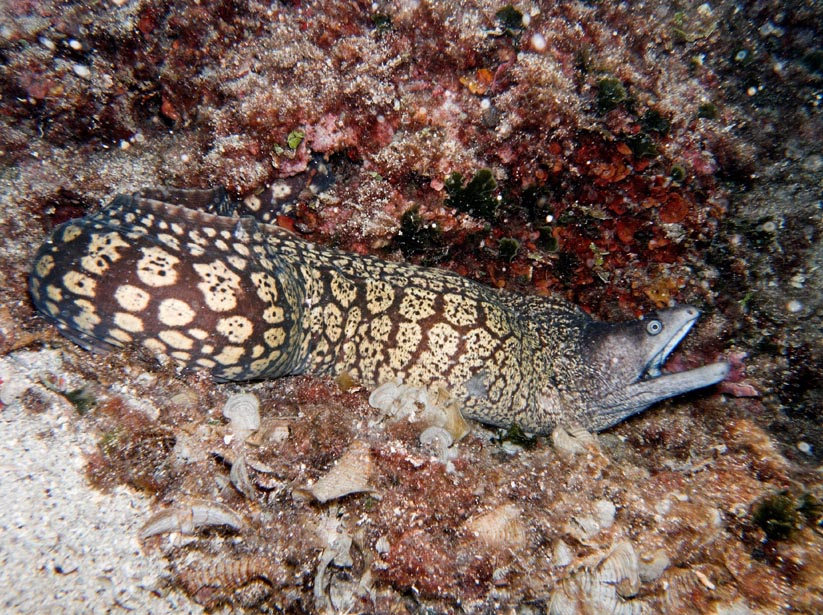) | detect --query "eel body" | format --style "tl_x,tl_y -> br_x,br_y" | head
29,187 -> 729,433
